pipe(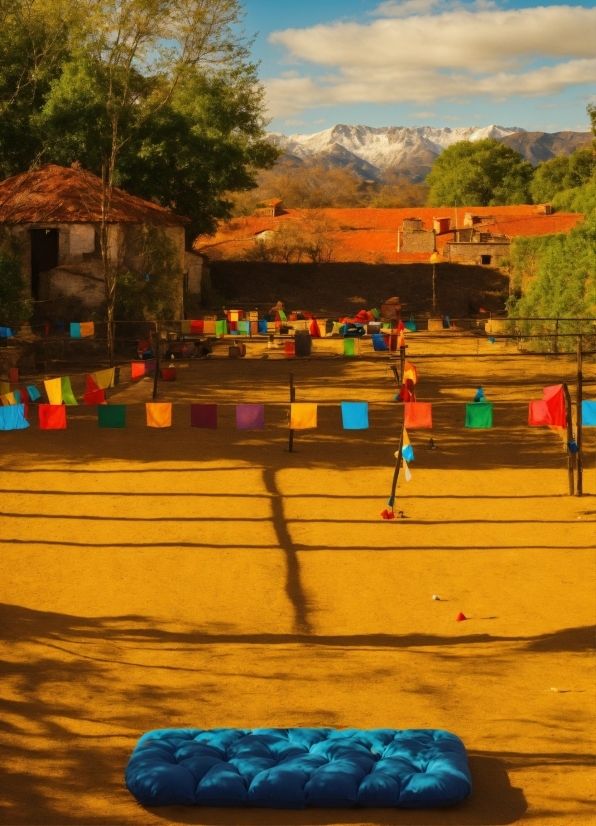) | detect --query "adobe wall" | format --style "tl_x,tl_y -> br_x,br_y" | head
446,242 -> 510,265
